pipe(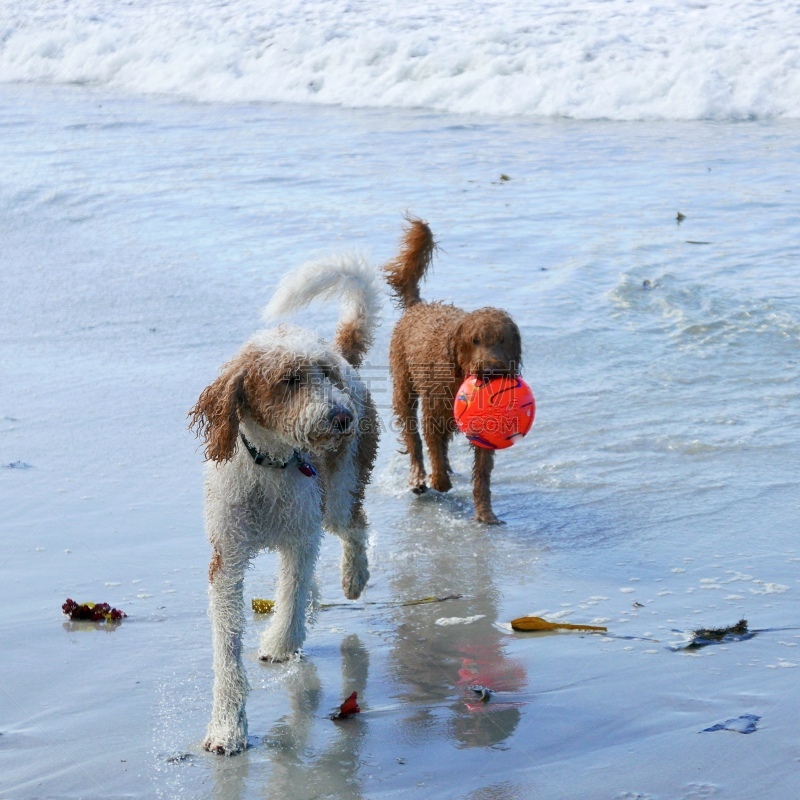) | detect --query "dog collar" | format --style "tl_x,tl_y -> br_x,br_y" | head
239,432 -> 317,477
